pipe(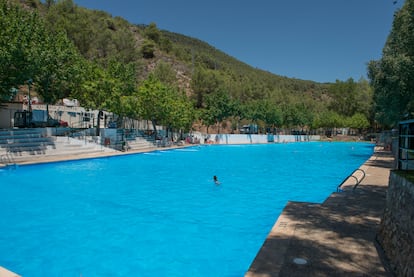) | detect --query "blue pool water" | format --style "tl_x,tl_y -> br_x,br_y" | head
0,142 -> 374,276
